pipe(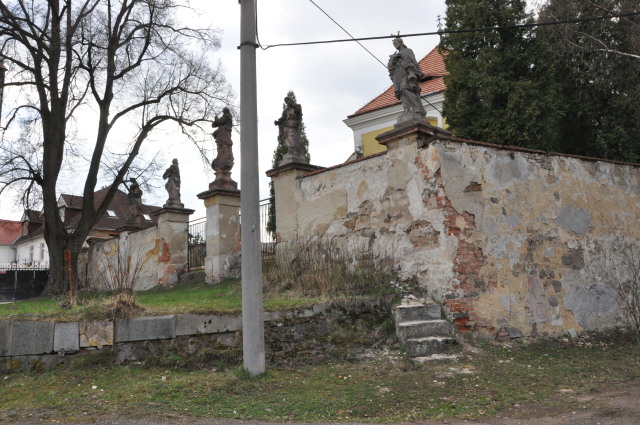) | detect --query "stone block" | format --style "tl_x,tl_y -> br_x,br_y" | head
79,321 -> 114,348
0,321 -> 12,356
54,322 -> 79,353
115,315 -> 176,342
11,321 -> 54,355
176,314 -> 241,336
